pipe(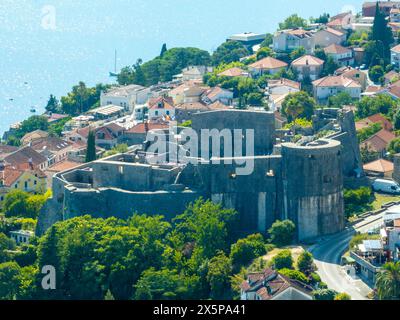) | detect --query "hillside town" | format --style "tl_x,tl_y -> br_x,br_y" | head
2,1 -> 400,302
